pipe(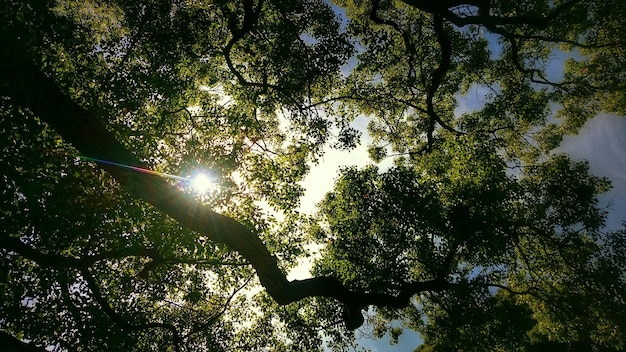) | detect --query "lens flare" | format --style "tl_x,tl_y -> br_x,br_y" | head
191,173 -> 214,193
76,155 -> 216,194
78,156 -> 187,181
